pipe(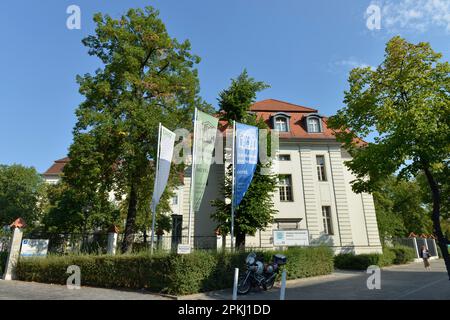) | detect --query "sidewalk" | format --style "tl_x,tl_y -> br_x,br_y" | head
180,260 -> 450,300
